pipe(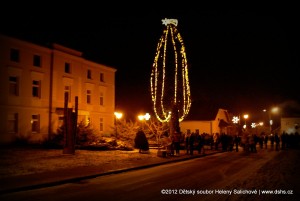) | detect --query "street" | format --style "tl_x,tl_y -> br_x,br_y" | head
1,148 -> 299,201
